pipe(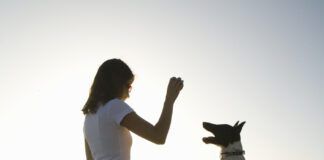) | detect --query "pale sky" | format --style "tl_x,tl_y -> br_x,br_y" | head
0,1 -> 323,160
